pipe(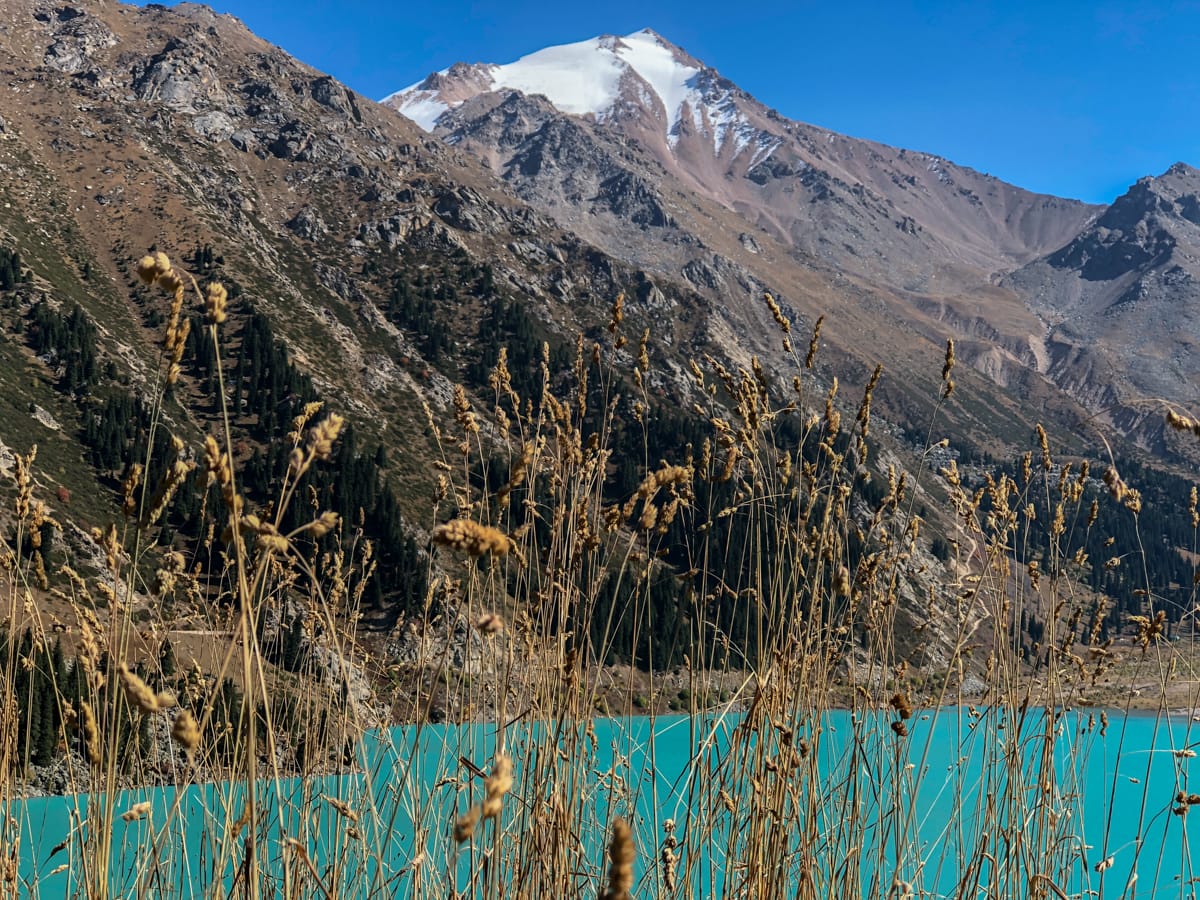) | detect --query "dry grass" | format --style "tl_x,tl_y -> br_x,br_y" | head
1,257 -> 1198,899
